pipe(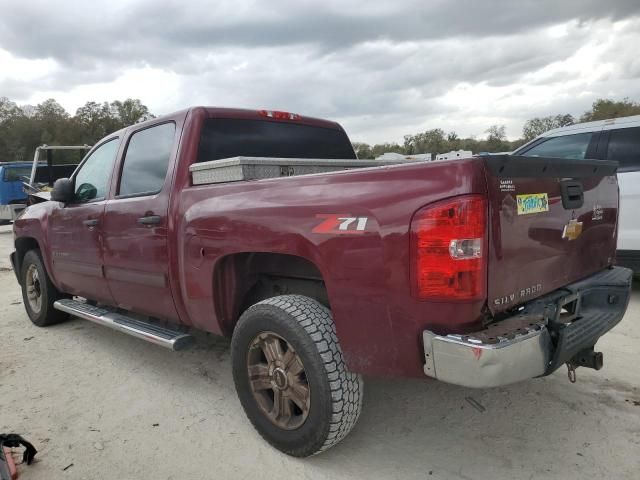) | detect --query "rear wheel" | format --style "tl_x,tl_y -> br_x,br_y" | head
20,250 -> 69,327
231,295 -> 363,457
